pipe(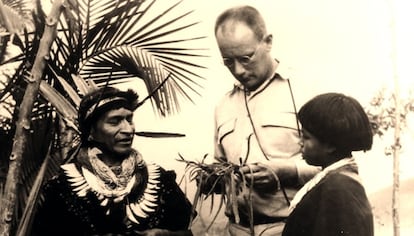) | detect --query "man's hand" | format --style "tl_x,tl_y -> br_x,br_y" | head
238,159 -> 298,192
